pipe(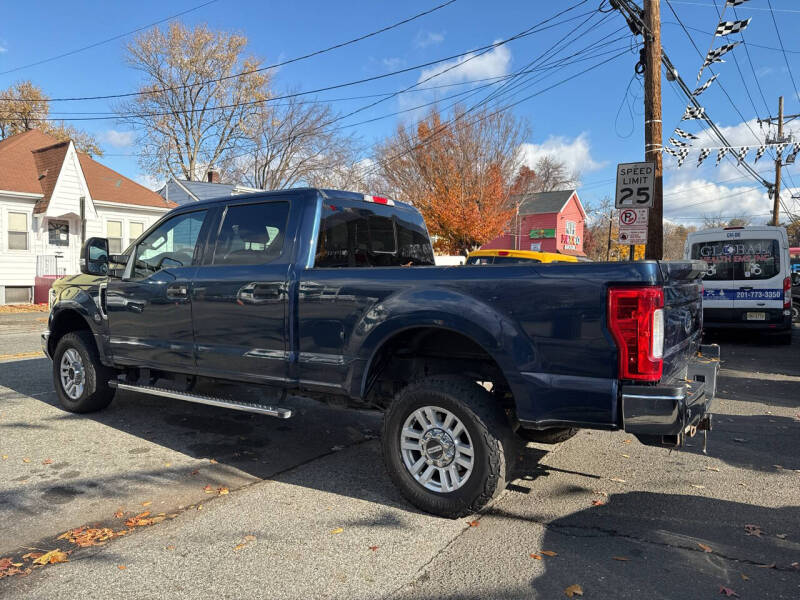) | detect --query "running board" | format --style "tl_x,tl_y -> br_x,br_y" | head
109,382 -> 292,418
